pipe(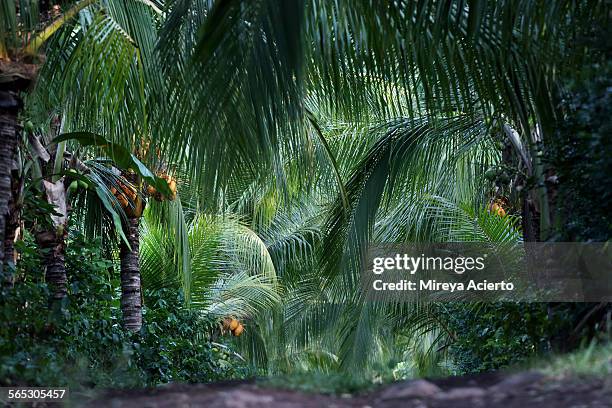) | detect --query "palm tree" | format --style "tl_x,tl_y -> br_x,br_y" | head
0,0 -> 98,273
4,1 -> 163,323
1,0 -> 164,275
20,0 -> 606,268
52,130 -> 172,329
139,209 -> 281,320
11,119 -> 150,301
133,108 -> 524,375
